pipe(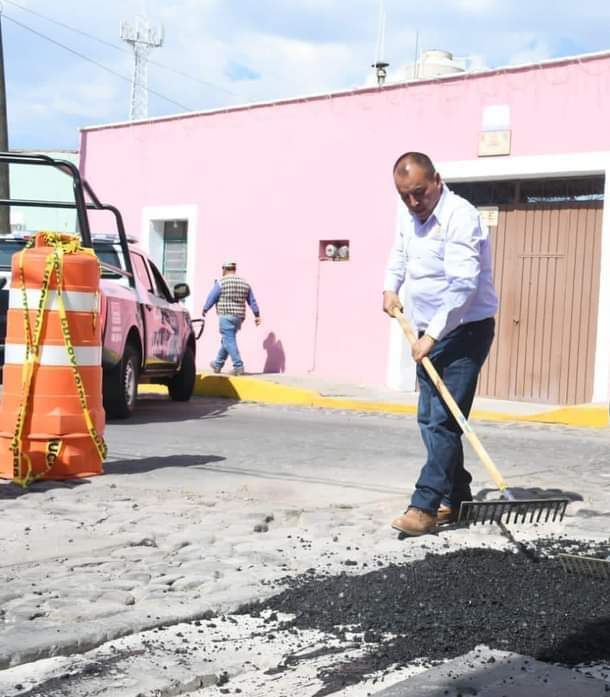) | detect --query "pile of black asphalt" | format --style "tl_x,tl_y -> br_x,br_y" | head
238,537 -> 610,696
